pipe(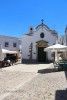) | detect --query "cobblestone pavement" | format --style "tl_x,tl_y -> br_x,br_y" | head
2,63 -> 52,72
0,64 -> 67,100
2,71 -> 67,100
0,70 -> 37,100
